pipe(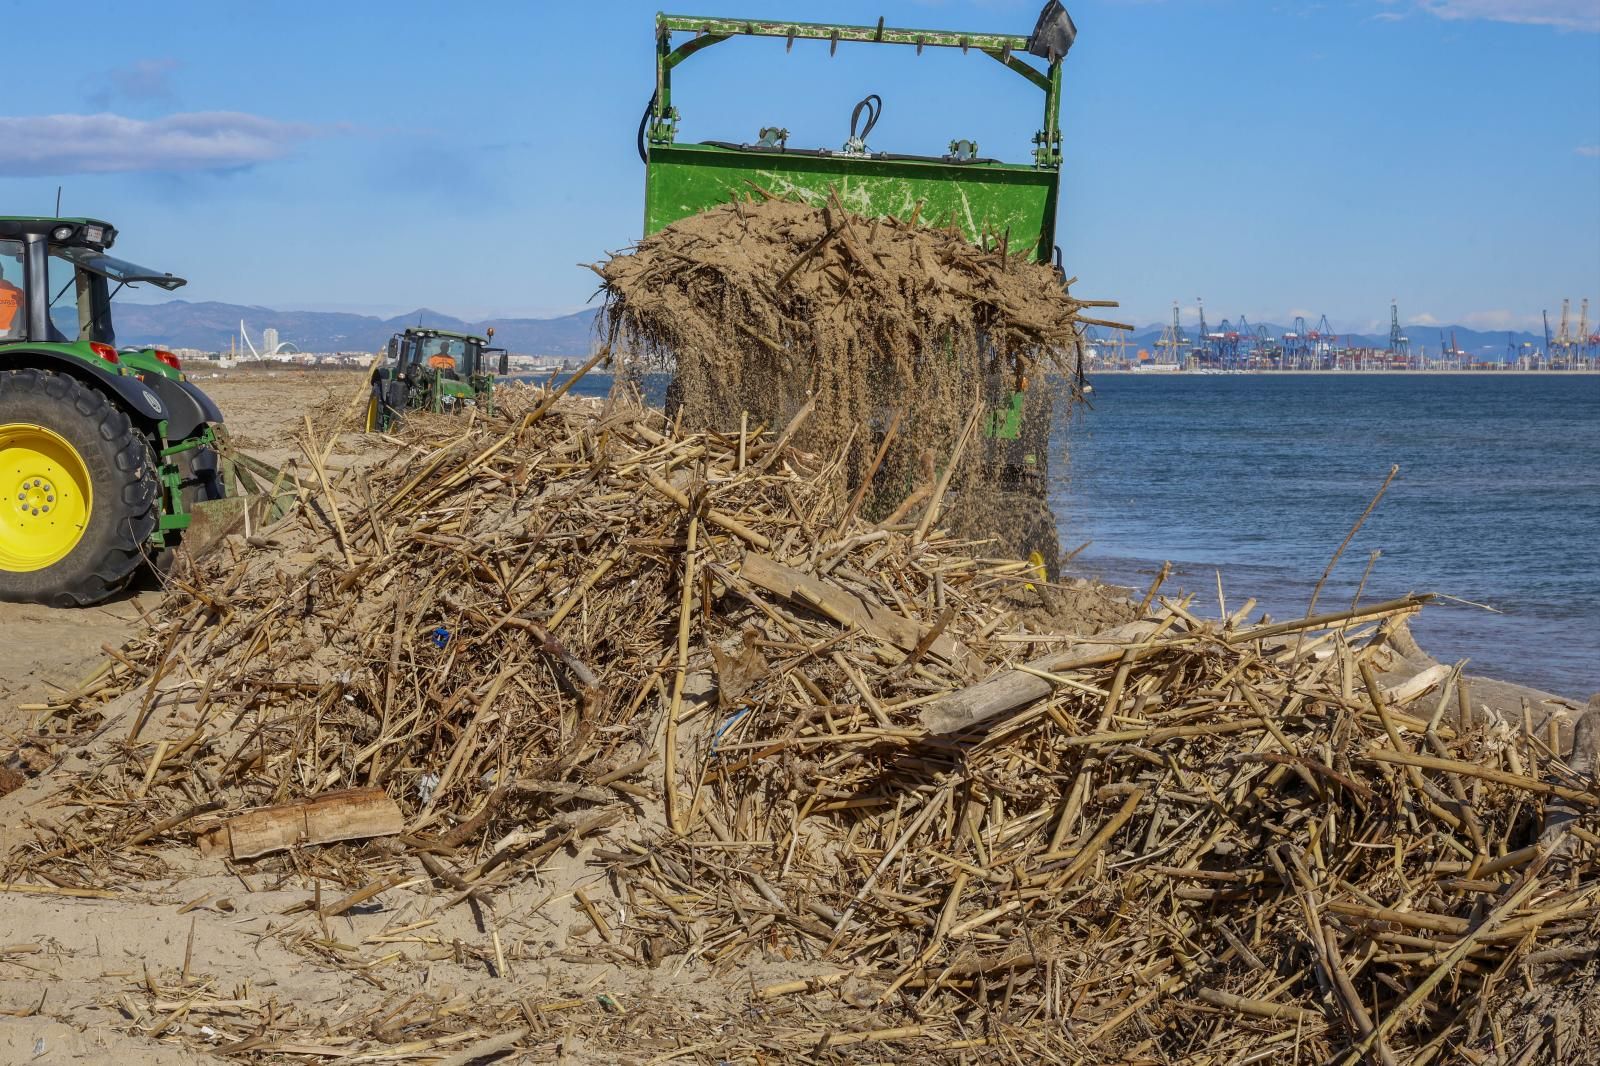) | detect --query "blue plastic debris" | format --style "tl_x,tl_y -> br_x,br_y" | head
711,707 -> 751,754
430,627 -> 451,649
